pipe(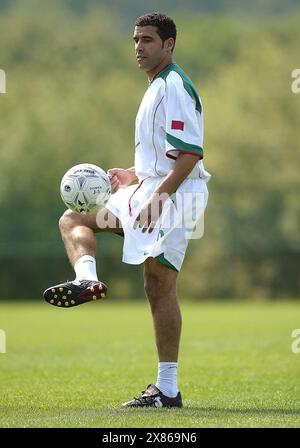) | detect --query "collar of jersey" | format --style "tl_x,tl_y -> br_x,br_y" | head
149,62 -> 177,85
